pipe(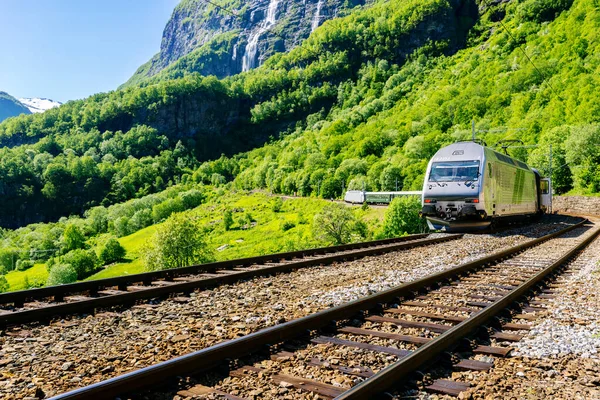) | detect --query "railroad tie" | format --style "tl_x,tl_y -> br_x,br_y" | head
311,336 -> 411,357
